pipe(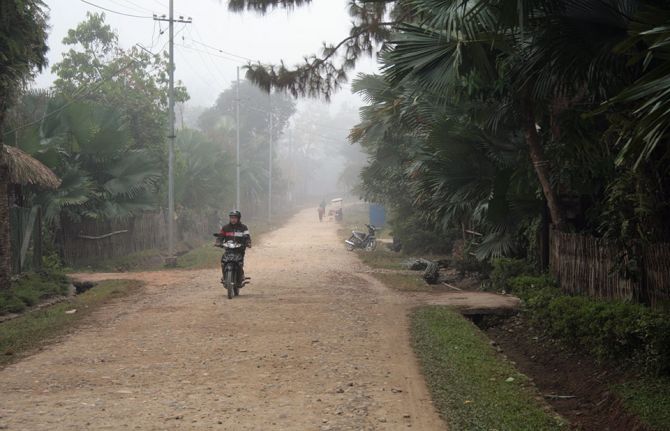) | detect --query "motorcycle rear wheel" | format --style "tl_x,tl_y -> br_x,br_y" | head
345,242 -> 354,251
